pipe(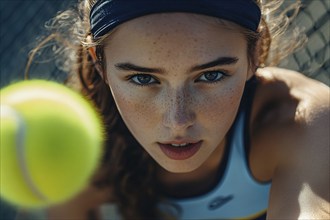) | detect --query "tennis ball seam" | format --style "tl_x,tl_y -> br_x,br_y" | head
1,105 -> 48,202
